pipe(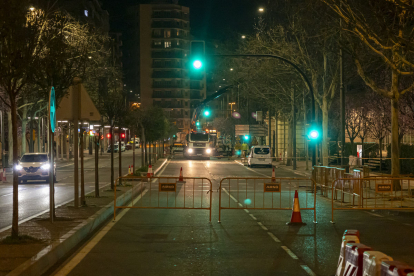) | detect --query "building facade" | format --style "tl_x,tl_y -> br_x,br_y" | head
125,0 -> 206,133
